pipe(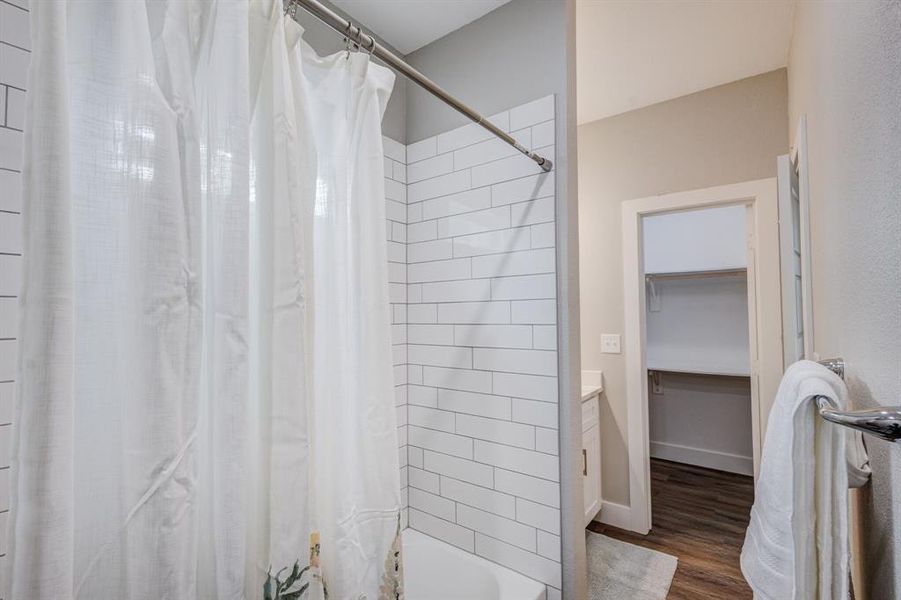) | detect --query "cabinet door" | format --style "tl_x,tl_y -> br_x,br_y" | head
583,424 -> 602,526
